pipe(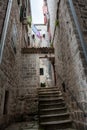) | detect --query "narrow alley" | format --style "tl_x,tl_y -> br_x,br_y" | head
0,0 -> 87,130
